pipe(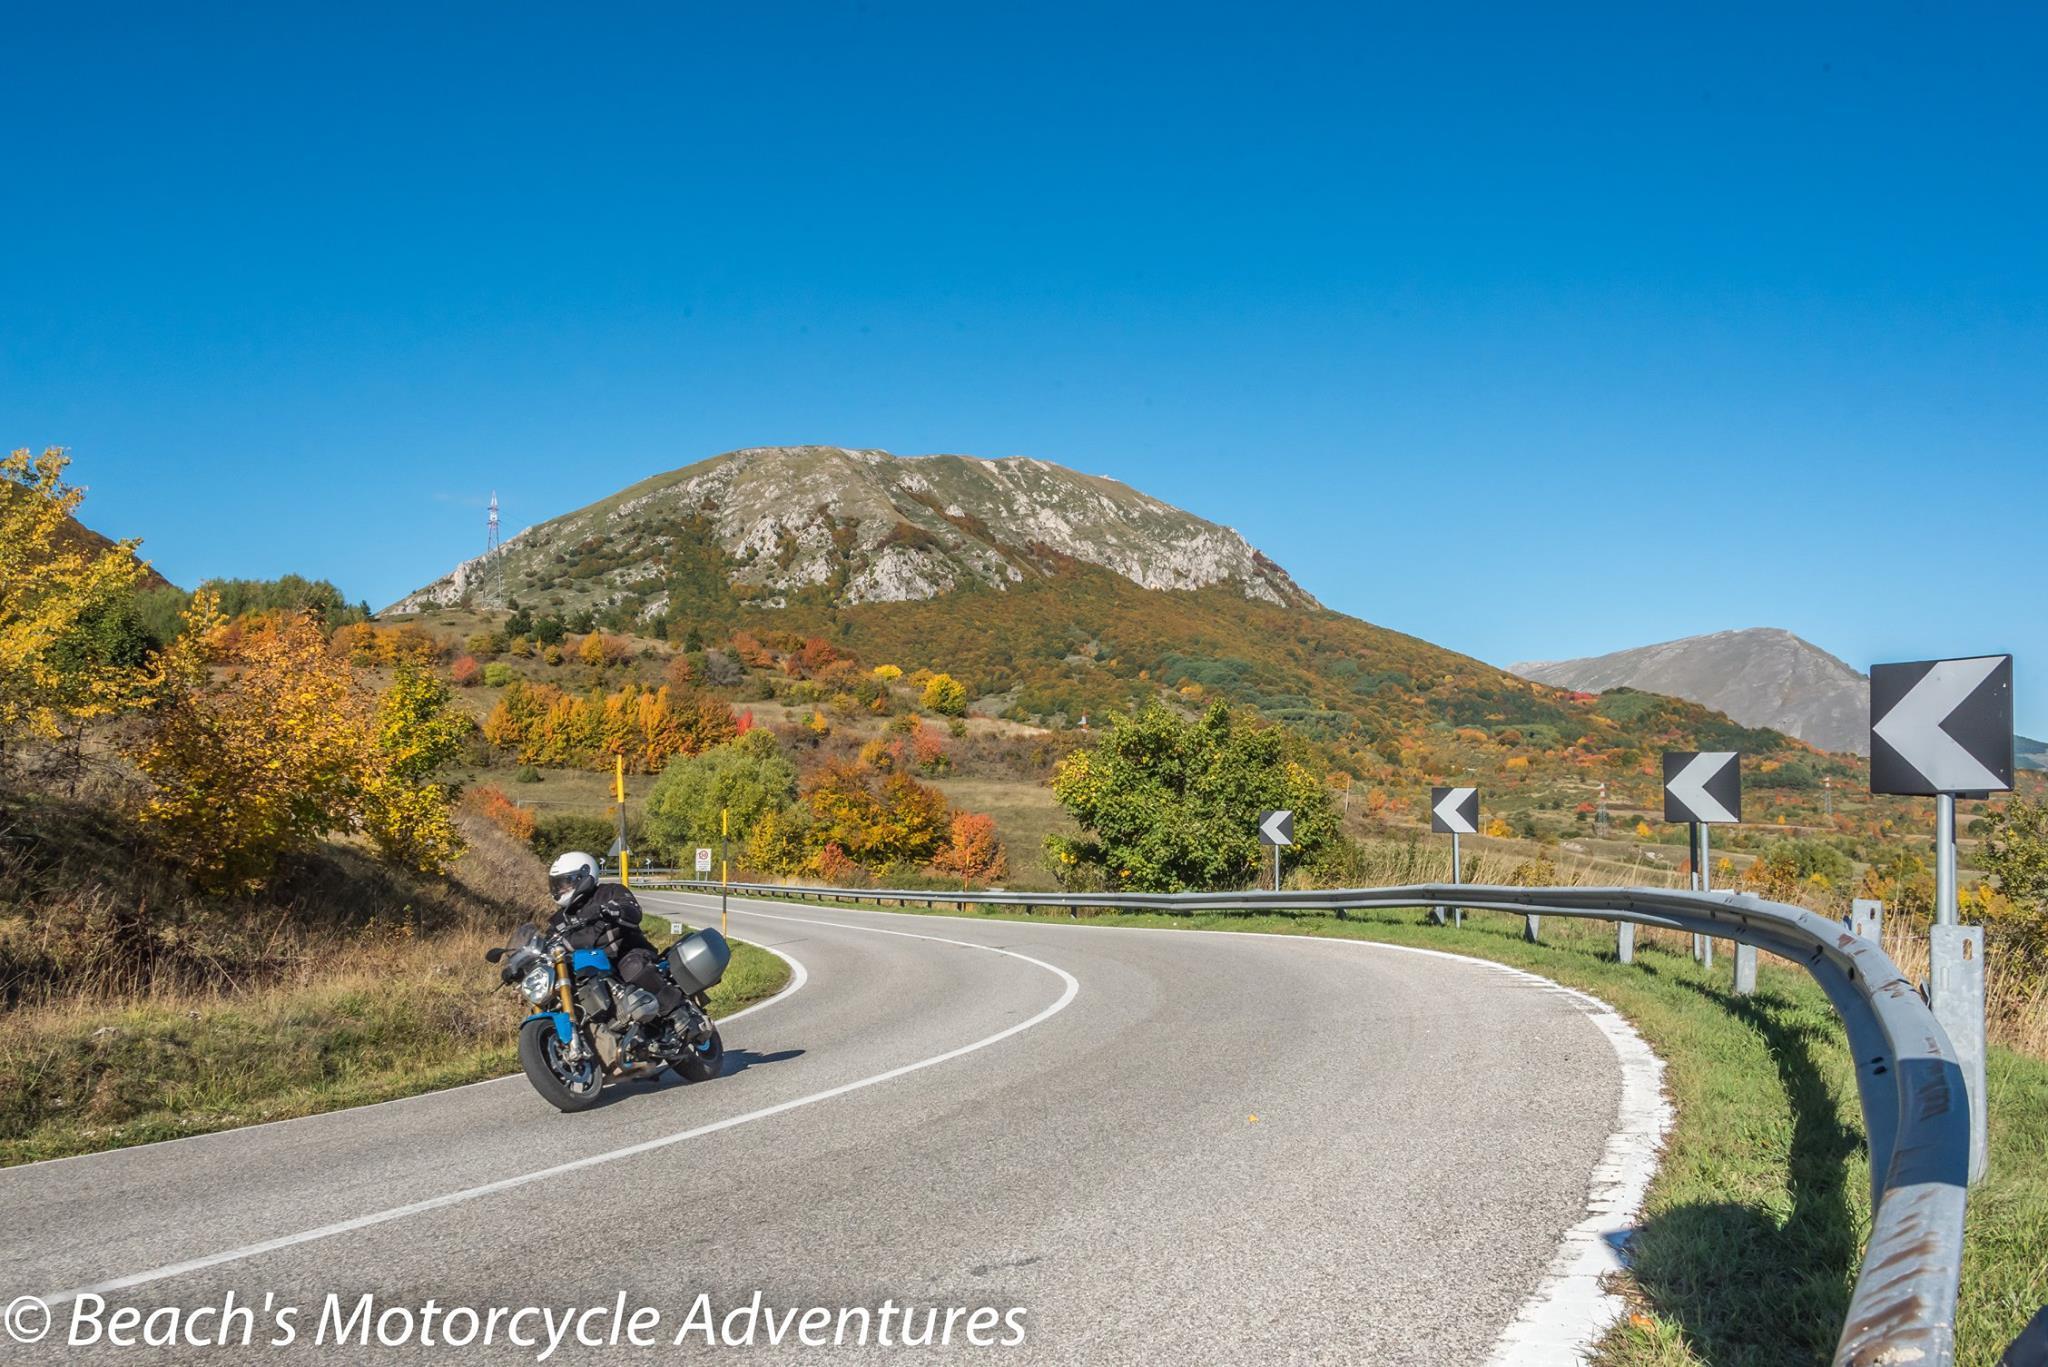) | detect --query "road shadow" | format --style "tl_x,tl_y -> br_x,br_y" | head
1622,973 -> 1864,1364
717,1047 -> 805,1078
578,1048 -> 807,1111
